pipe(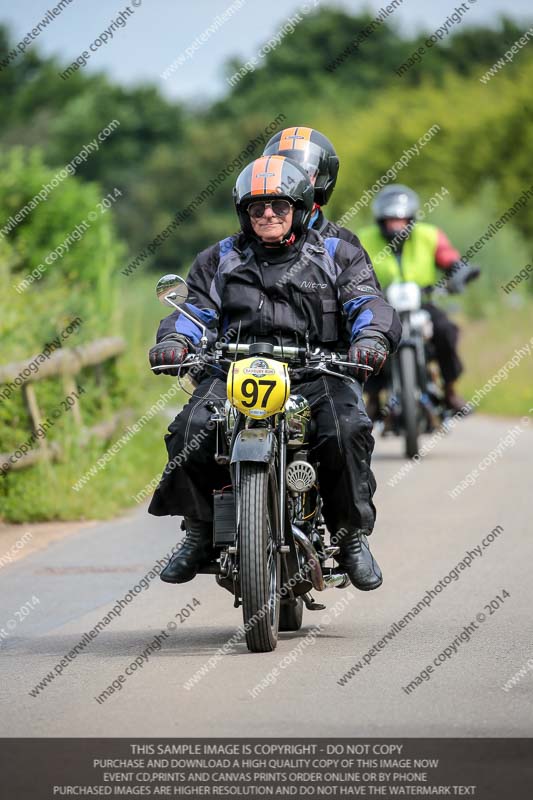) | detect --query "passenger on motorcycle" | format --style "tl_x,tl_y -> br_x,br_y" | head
358,184 -> 479,413
148,156 -> 401,591
263,126 -> 378,272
